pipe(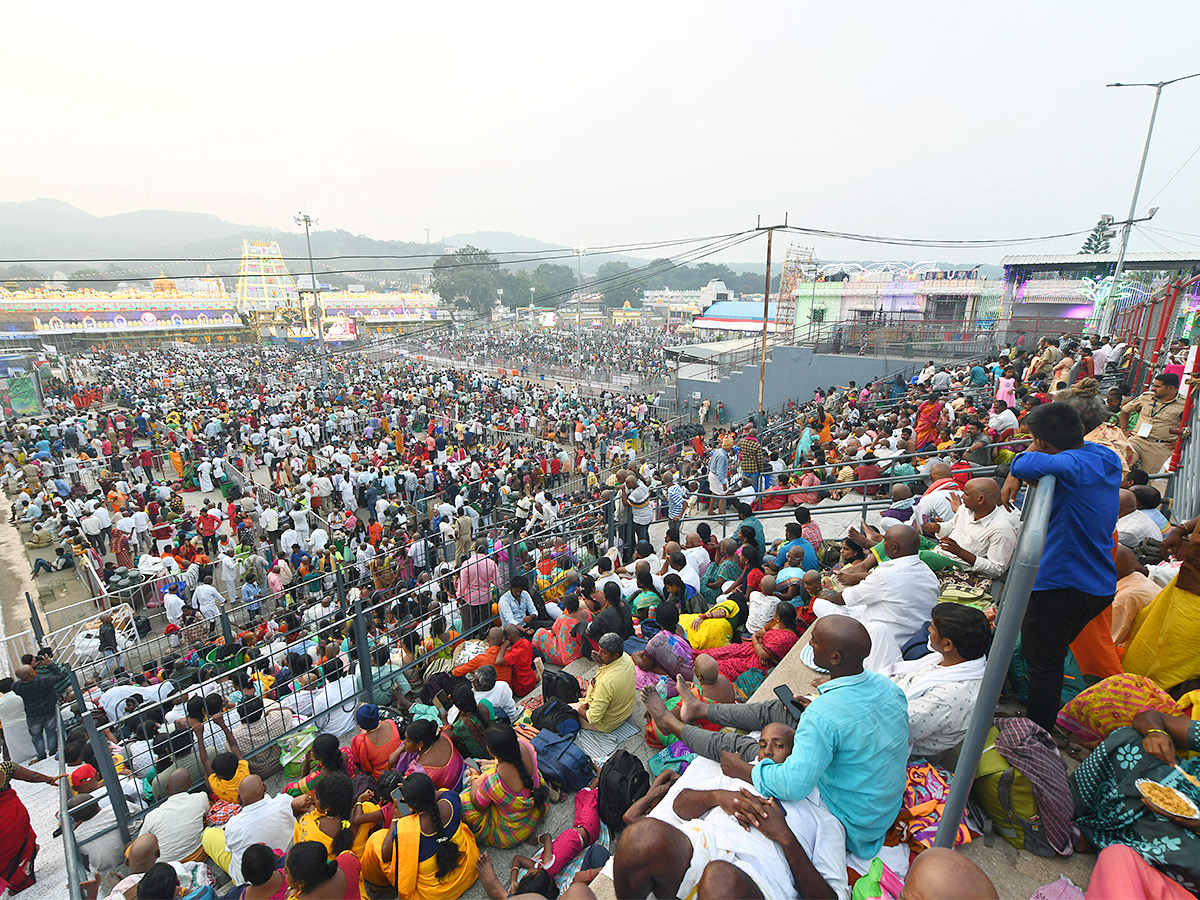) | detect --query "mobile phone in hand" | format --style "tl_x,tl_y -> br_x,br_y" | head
774,684 -> 806,720
390,786 -> 411,819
